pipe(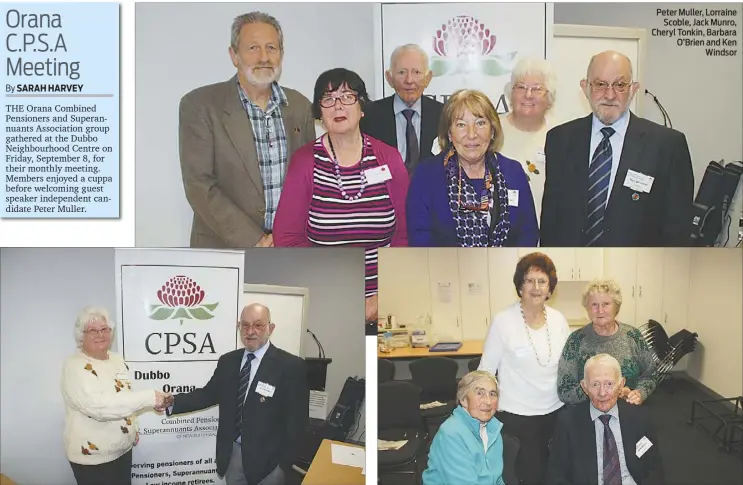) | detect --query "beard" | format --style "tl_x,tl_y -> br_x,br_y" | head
243,63 -> 282,88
